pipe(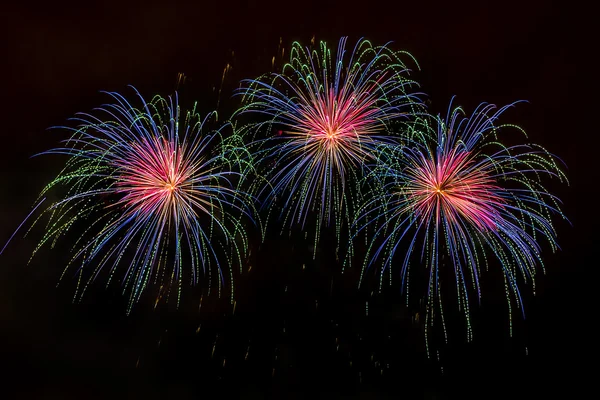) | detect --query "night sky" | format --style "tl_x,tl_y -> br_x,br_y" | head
0,1 -> 594,398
